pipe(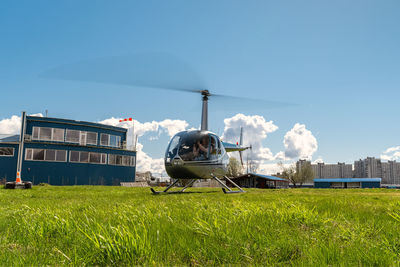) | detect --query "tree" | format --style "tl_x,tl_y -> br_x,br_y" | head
227,157 -> 244,177
278,162 -> 315,187
279,163 -> 298,187
297,162 -> 314,184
